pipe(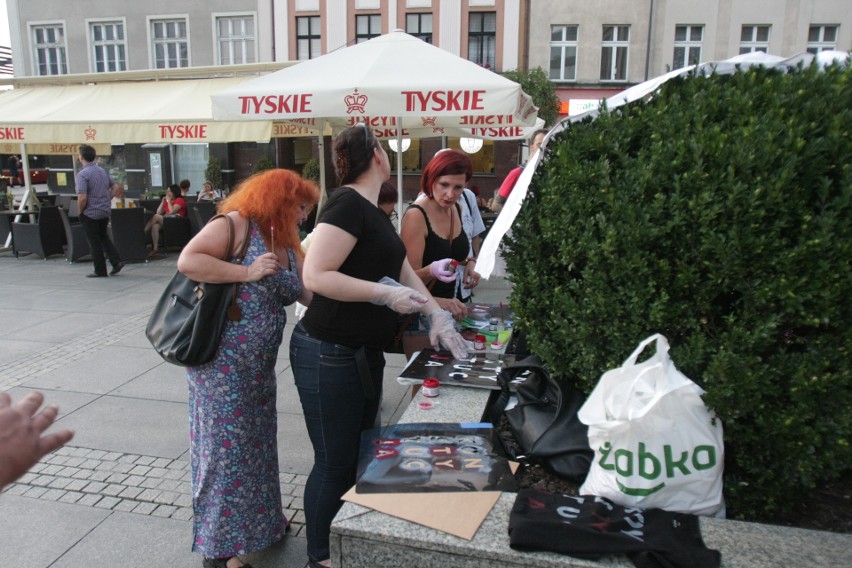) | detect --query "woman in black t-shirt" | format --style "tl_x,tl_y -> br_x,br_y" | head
290,123 -> 467,568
